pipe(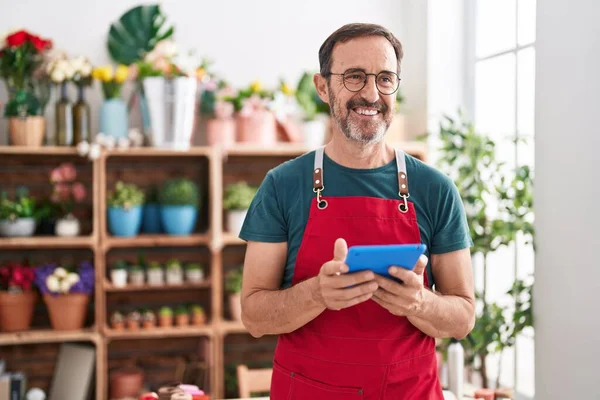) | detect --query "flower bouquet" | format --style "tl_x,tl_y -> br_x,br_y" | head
34,261 -> 94,330
199,79 -> 236,146
0,29 -> 53,146
0,261 -> 37,331
92,64 -> 130,139
49,162 -> 87,236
